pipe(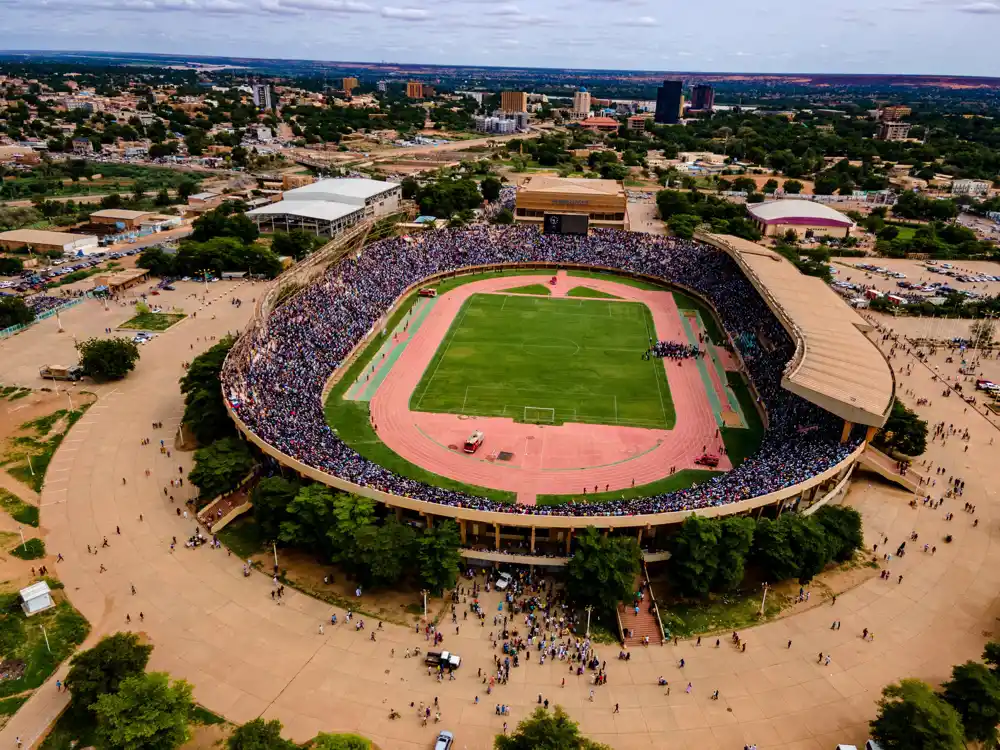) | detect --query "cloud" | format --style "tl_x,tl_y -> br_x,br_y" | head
957,1 -> 1000,11
617,14 -> 657,25
272,0 -> 372,10
381,5 -> 429,18
485,3 -> 521,14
